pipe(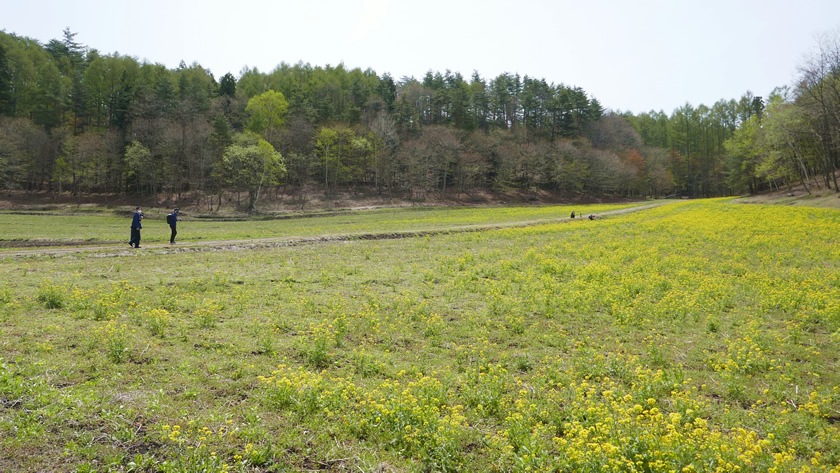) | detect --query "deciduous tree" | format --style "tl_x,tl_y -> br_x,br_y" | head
214,133 -> 285,212
246,89 -> 289,144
